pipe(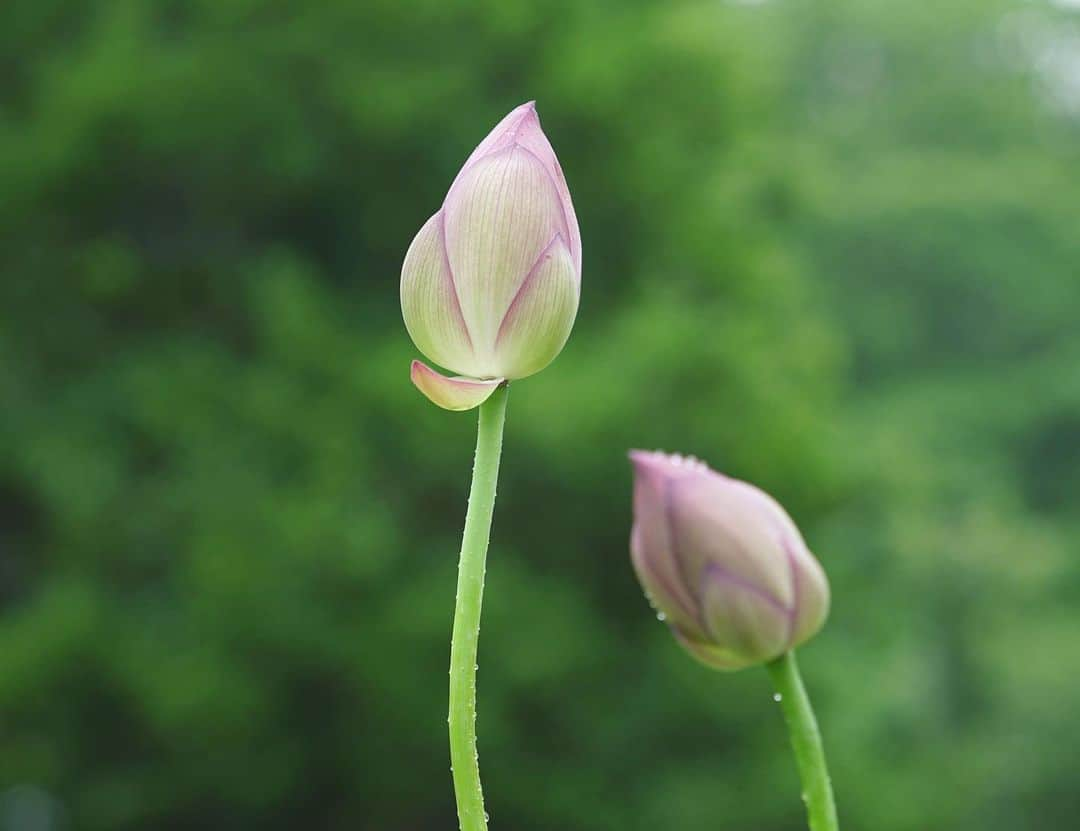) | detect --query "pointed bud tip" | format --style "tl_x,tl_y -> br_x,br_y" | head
510,100 -> 538,119
504,100 -> 541,137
